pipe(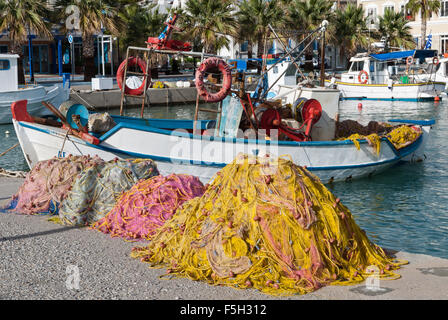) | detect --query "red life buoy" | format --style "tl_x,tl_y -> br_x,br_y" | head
406,56 -> 414,65
358,70 -> 369,84
117,57 -> 151,96
195,57 -> 232,103
433,56 -> 439,65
